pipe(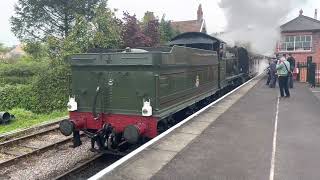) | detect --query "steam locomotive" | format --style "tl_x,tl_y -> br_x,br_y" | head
59,32 -> 261,152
